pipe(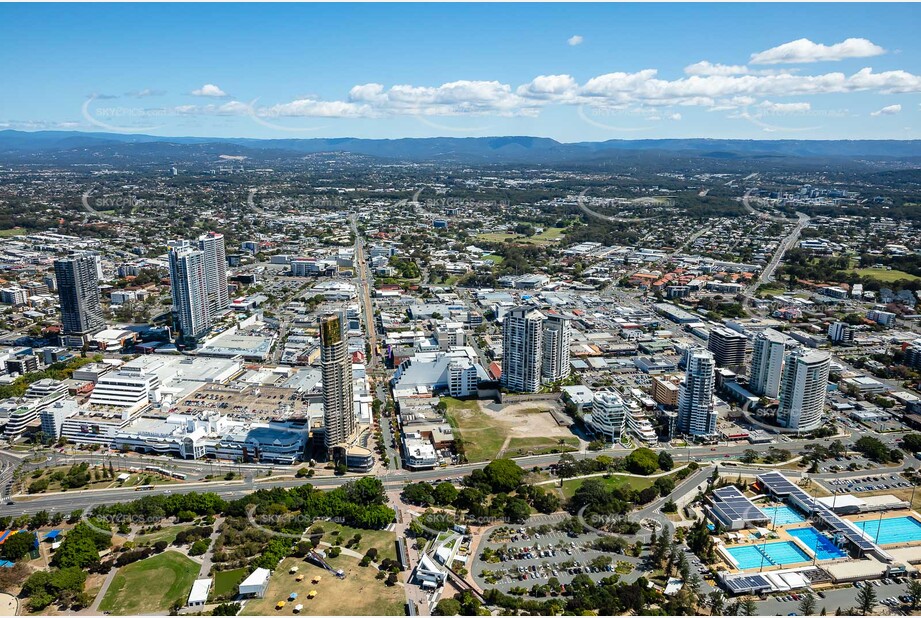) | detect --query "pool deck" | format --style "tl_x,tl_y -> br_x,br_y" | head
719,525 -> 845,573
843,510 -> 921,551
717,510 -> 921,573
